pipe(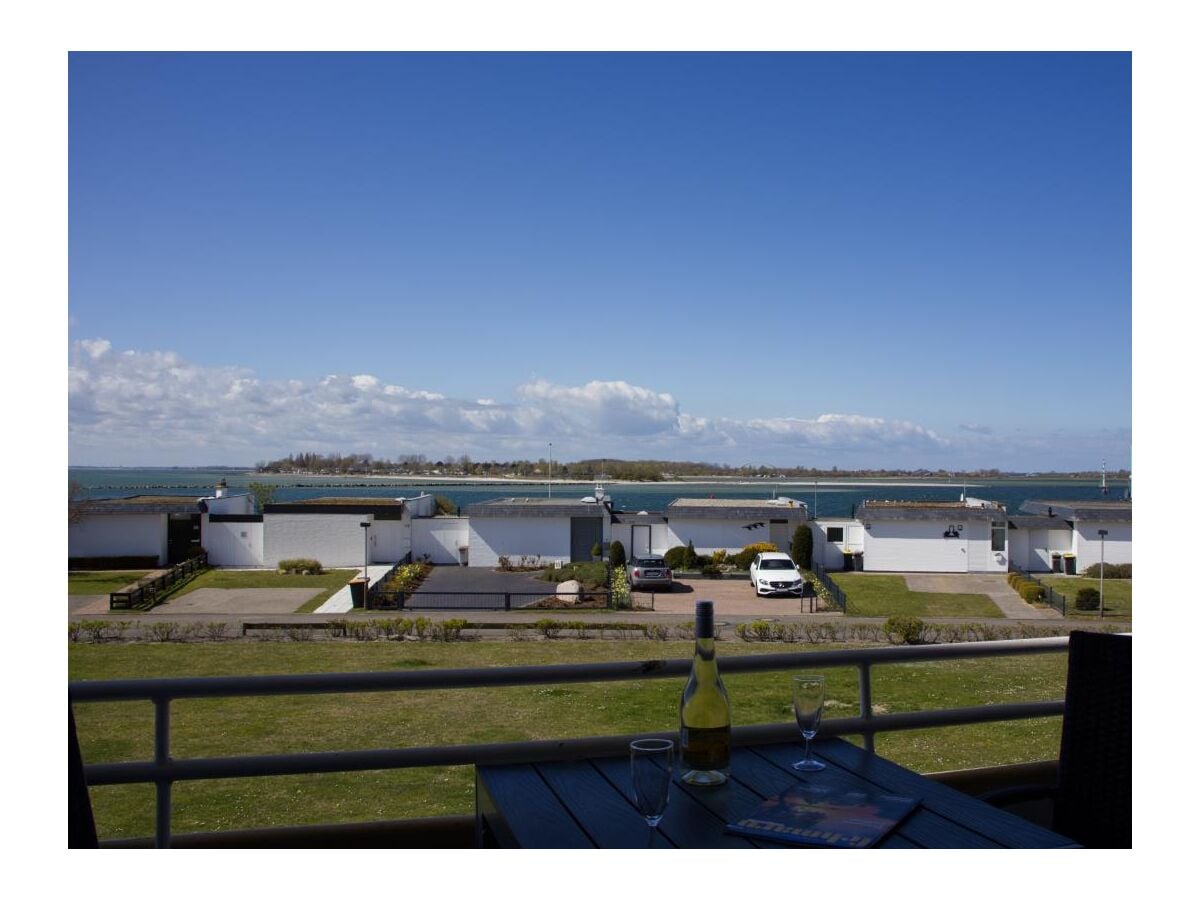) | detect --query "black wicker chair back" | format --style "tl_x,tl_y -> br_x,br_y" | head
1053,630 -> 1132,848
